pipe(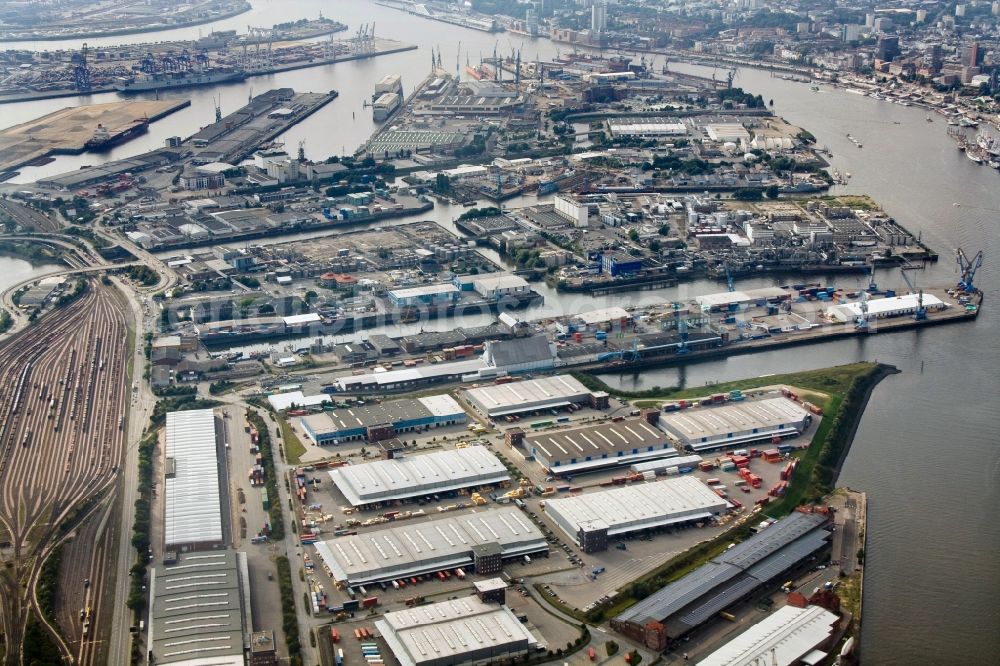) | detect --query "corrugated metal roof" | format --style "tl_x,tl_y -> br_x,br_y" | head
329,446 -> 510,506
164,409 -> 223,548
695,605 -> 839,666
616,561 -> 742,625
615,513 -> 829,627
545,477 -> 728,538
717,512 -> 827,570
745,530 -> 830,583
